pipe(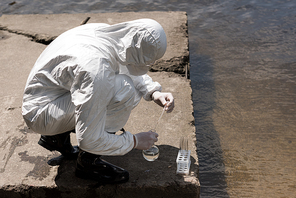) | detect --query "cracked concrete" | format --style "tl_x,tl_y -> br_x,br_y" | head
0,12 -> 199,197
0,24 -> 56,45
0,12 -> 190,78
